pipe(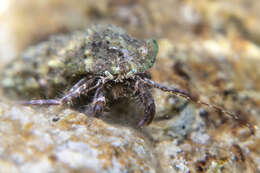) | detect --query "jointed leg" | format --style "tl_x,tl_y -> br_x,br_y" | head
139,77 -> 194,101
140,77 -> 240,121
135,80 -> 156,127
61,78 -> 97,103
92,86 -> 106,117
21,78 -> 101,106
68,77 -> 88,93
19,99 -> 61,105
